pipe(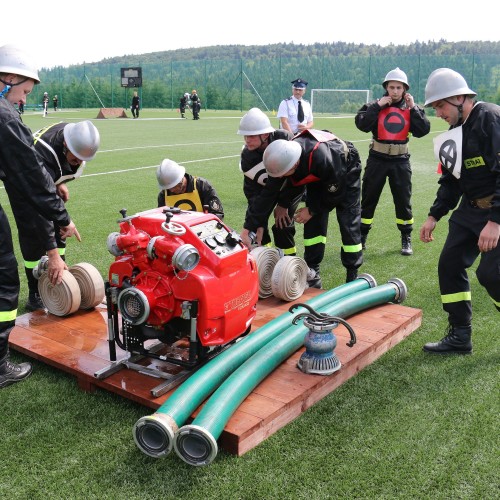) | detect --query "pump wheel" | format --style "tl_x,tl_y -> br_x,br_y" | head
69,263 -> 105,309
38,270 -> 81,317
161,221 -> 186,236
